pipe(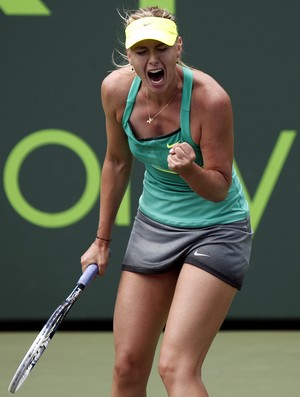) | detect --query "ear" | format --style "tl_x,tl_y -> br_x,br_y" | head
176,37 -> 183,58
126,49 -> 131,63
